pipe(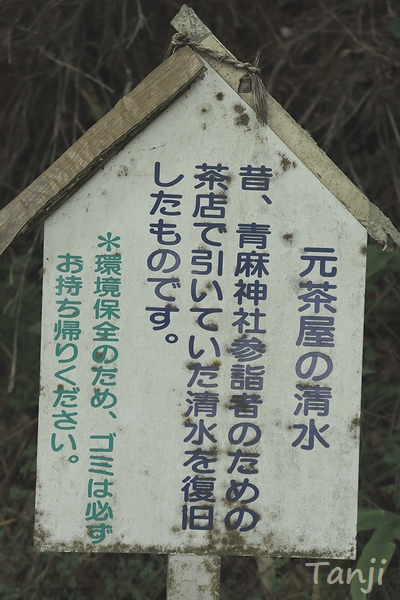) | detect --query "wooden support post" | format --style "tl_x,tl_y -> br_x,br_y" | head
167,555 -> 221,600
